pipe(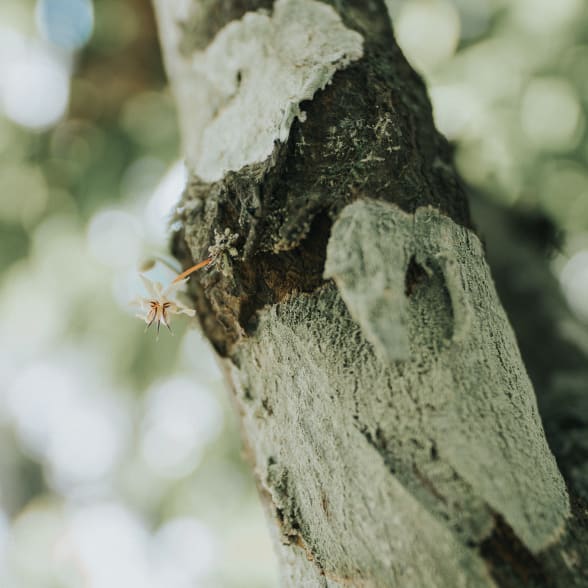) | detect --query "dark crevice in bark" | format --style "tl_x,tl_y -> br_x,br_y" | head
237,211 -> 333,335
172,204 -> 332,355
404,255 -> 428,297
266,460 -> 327,574
412,463 -> 449,505
480,515 -> 550,588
